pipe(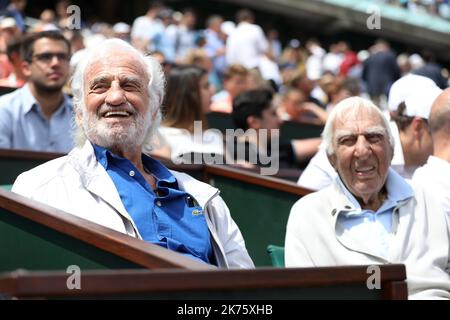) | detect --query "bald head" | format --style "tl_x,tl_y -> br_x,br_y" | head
430,88 -> 450,137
